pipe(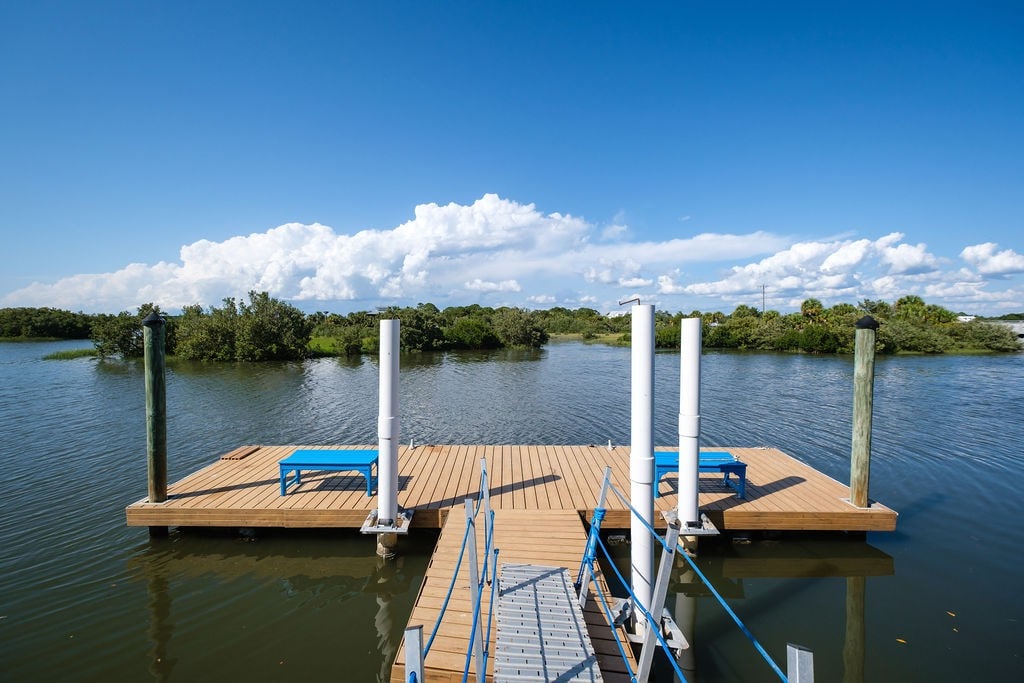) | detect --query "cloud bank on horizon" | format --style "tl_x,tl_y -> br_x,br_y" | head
3,194 -> 1022,316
